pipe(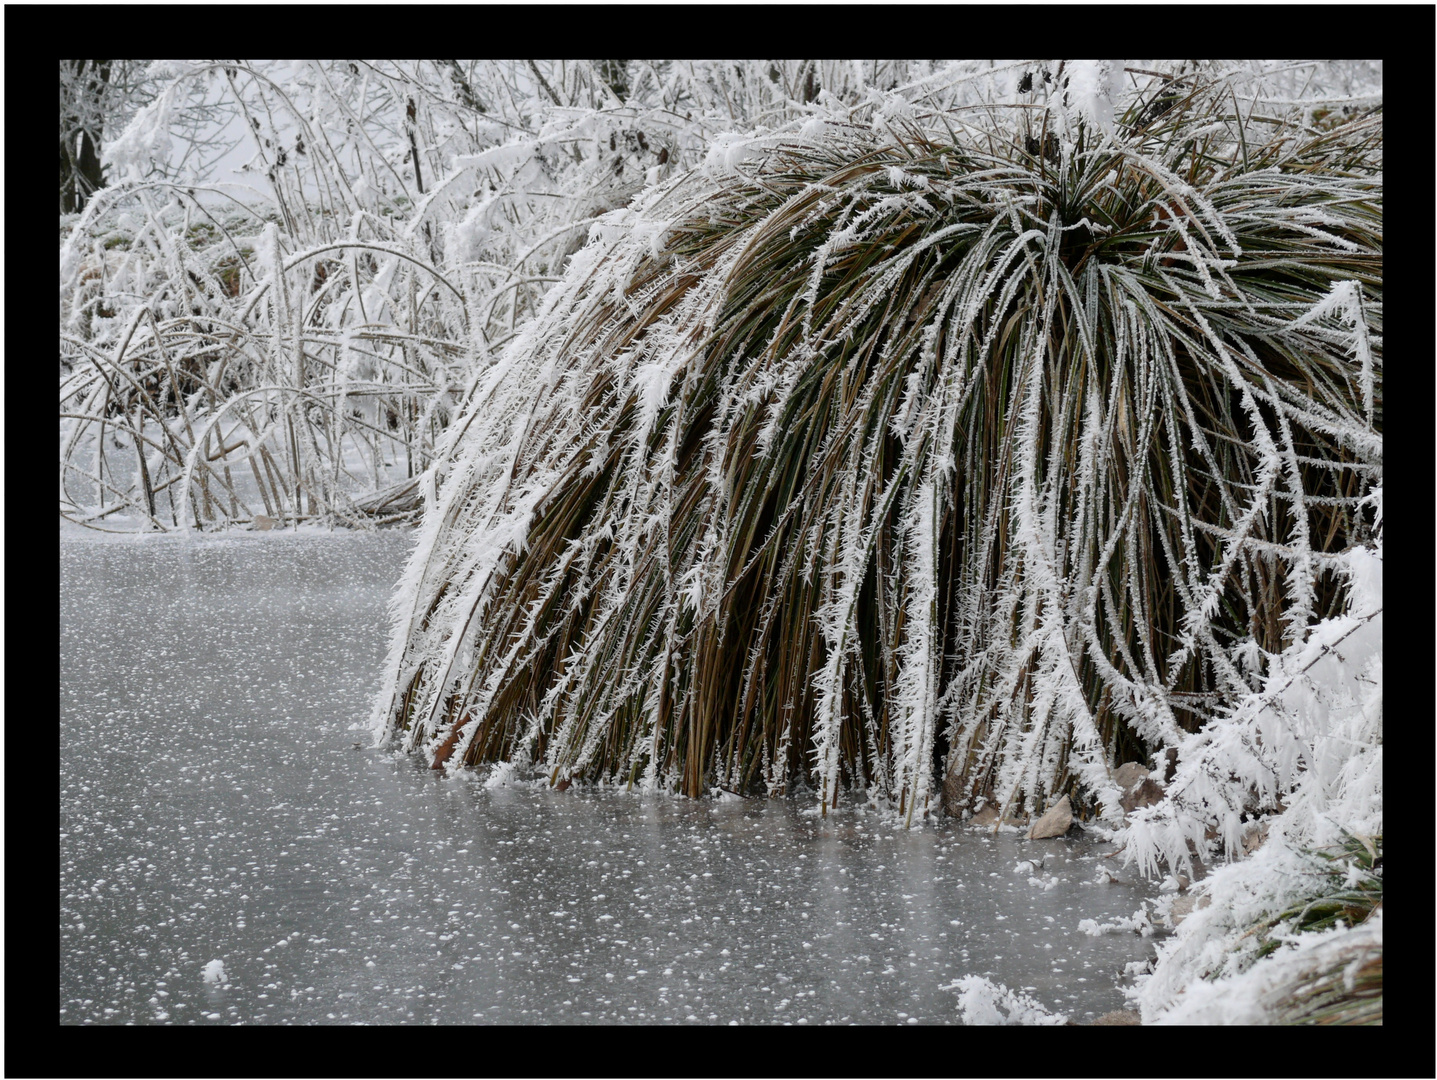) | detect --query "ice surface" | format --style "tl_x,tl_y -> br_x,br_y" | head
61,529 -> 1160,1025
